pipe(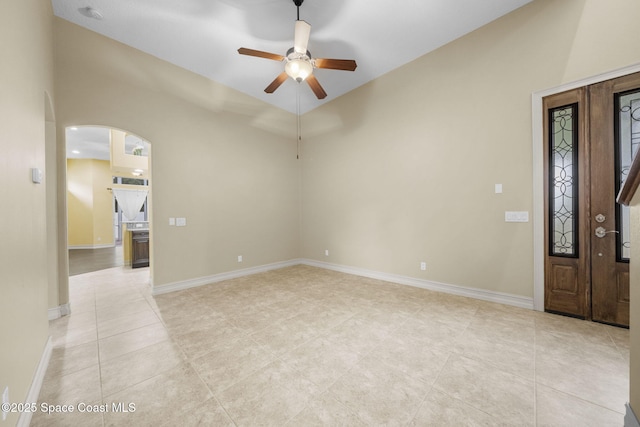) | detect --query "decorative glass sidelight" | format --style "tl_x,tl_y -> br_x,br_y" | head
616,89 -> 640,261
549,104 -> 579,257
